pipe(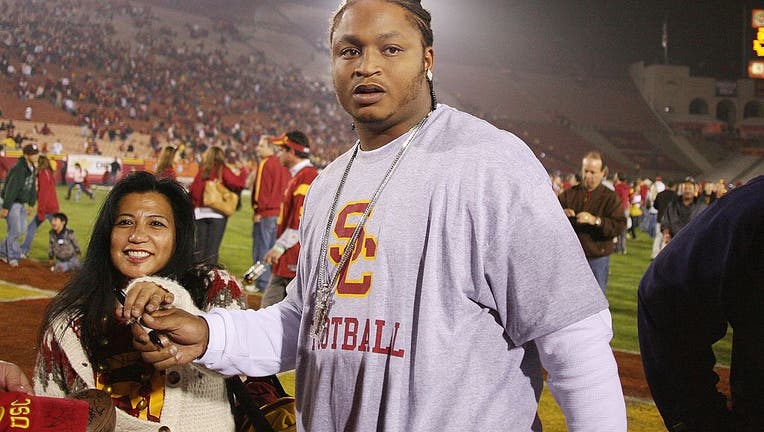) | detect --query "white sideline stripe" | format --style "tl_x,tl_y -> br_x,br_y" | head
0,281 -> 57,302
